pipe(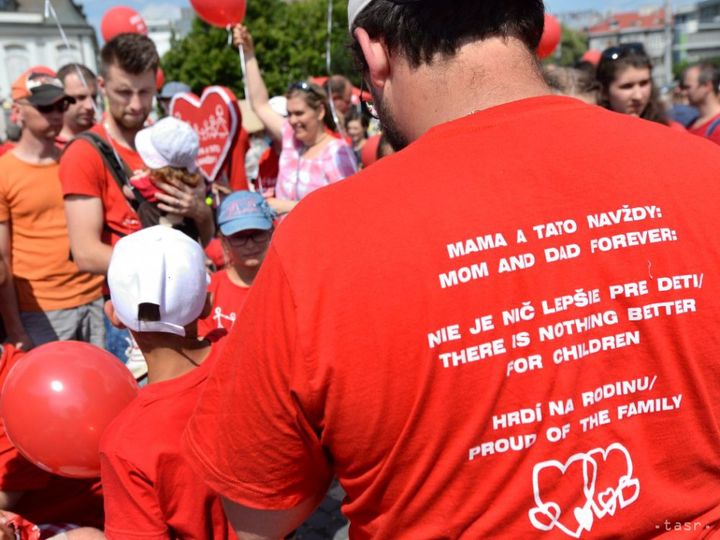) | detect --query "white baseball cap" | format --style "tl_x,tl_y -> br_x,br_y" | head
348,0 -> 373,29
135,116 -> 199,172
108,226 -> 210,337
